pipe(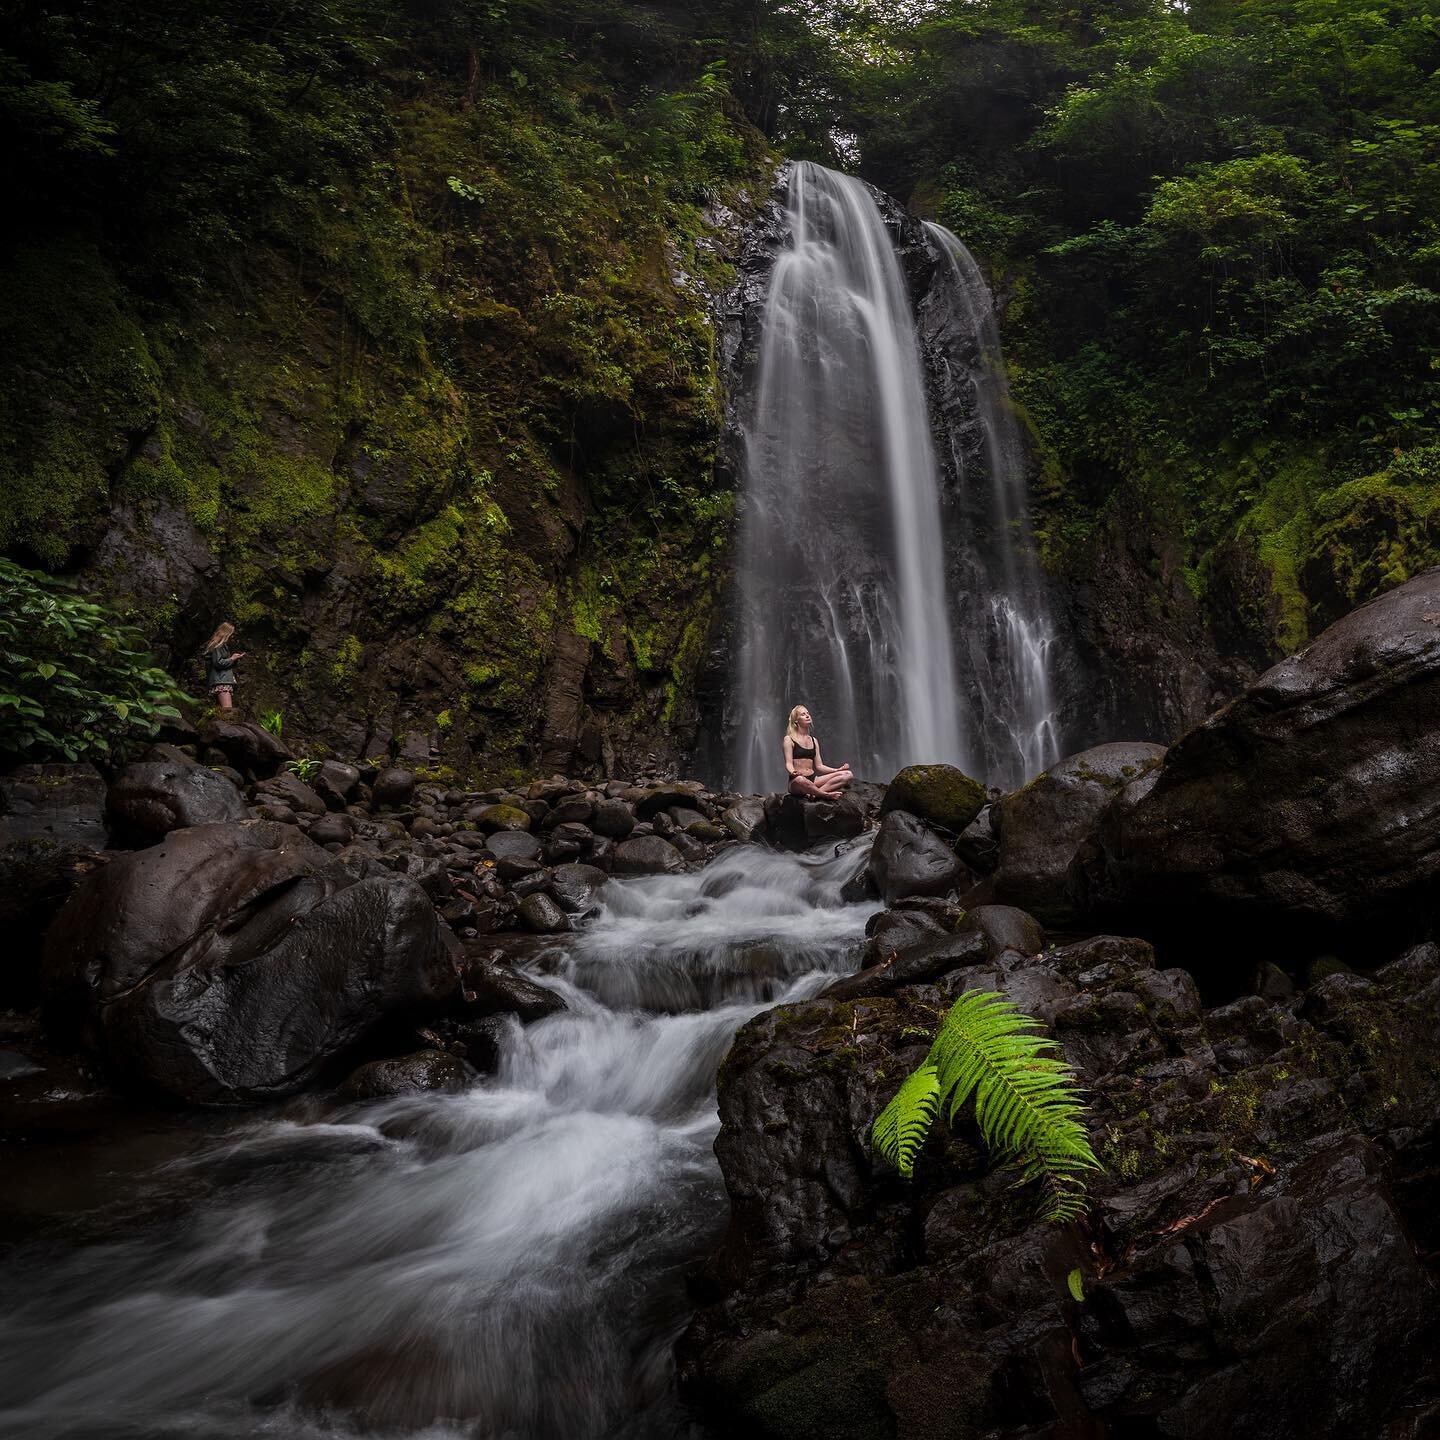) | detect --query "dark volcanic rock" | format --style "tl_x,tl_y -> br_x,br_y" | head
867,809 -> 969,902
880,763 -> 986,833
313,760 -> 362,811
42,822 -> 458,1103
993,741 -> 1165,927
518,892 -> 569,934
339,1048 -> 475,1100
550,863 -> 608,915
681,935 -> 1440,1439
460,950 -> 567,1022
371,767 -> 417,808
612,835 -> 685,876
201,719 -> 291,779
1077,568 -> 1440,952
107,759 -> 247,843
721,797 -> 766,843
763,793 -> 866,851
